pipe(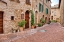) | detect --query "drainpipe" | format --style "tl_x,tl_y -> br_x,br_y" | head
63,0 -> 64,26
